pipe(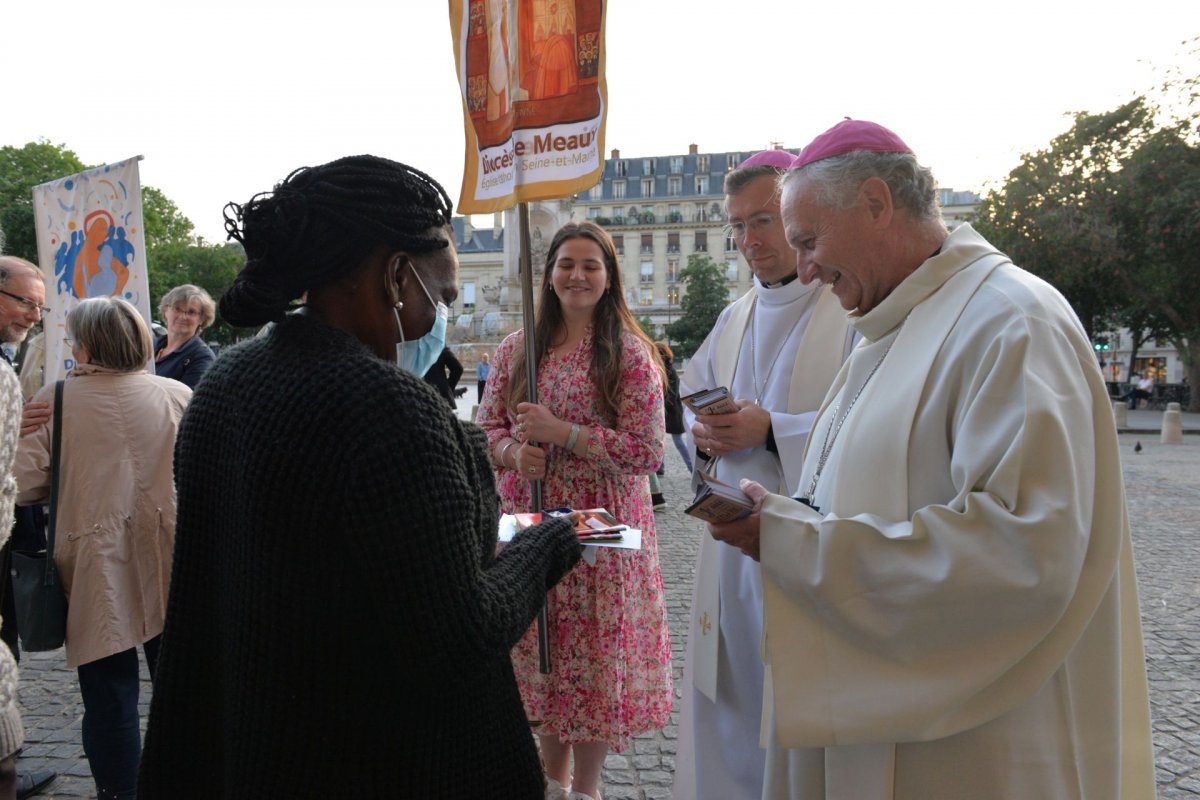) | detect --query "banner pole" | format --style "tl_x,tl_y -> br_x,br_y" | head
519,202 -> 552,674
